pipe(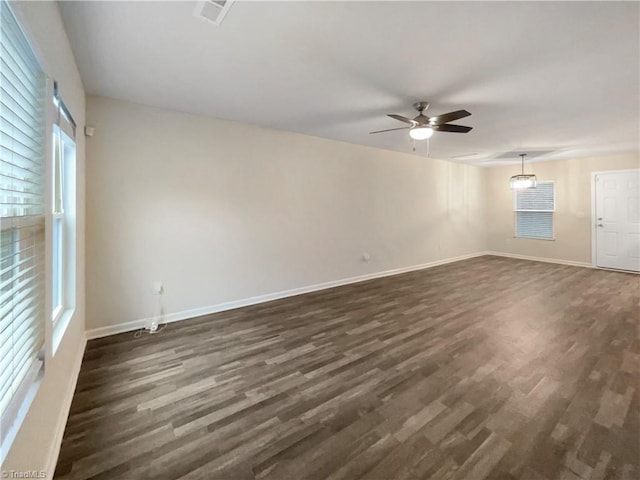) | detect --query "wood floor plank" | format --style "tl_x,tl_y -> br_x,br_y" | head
54,256 -> 640,479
